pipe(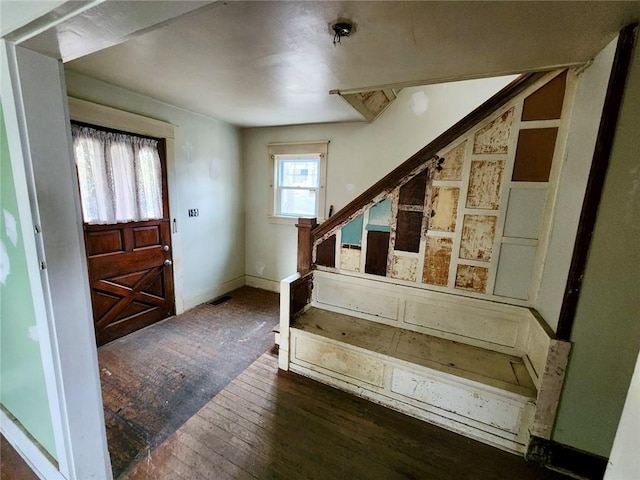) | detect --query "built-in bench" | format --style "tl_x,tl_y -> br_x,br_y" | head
279,270 -> 570,455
